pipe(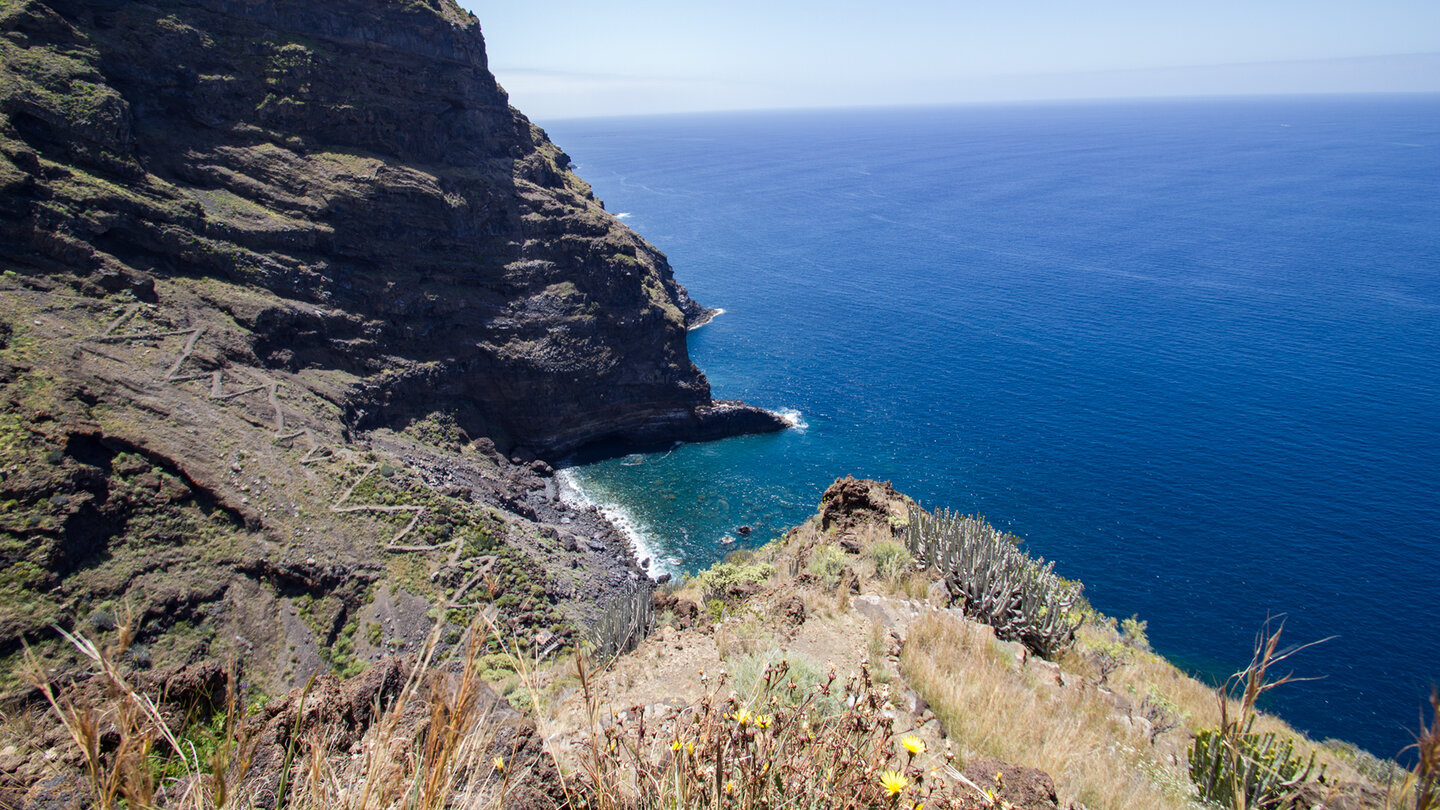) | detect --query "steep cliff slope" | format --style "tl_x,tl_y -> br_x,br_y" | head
0,0 -> 780,454
0,0 -> 781,697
